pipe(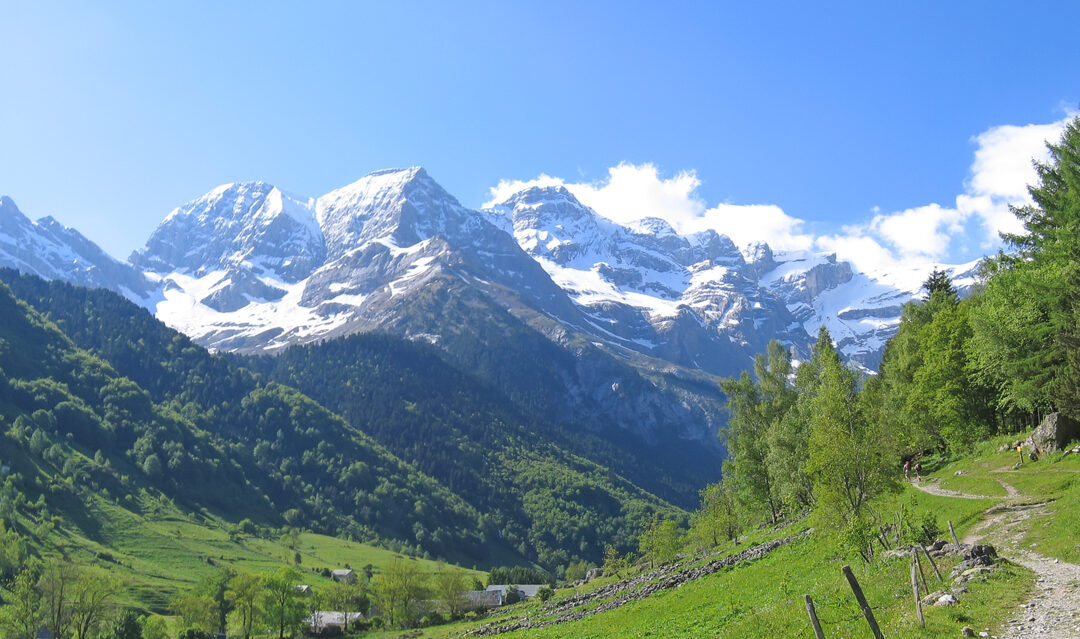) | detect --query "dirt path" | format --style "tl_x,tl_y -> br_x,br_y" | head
911,480 -> 1080,637
907,477 -> 996,500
